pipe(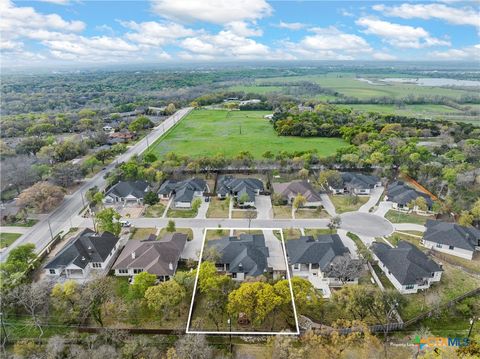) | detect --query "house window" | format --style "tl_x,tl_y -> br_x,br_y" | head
405,284 -> 414,290
293,264 -> 300,270
118,269 -> 128,274
436,243 -> 442,248
232,273 -> 237,279
133,269 -> 143,274
92,263 -> 102,268
49,269 -> 56,275
449,245 -> 454,250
